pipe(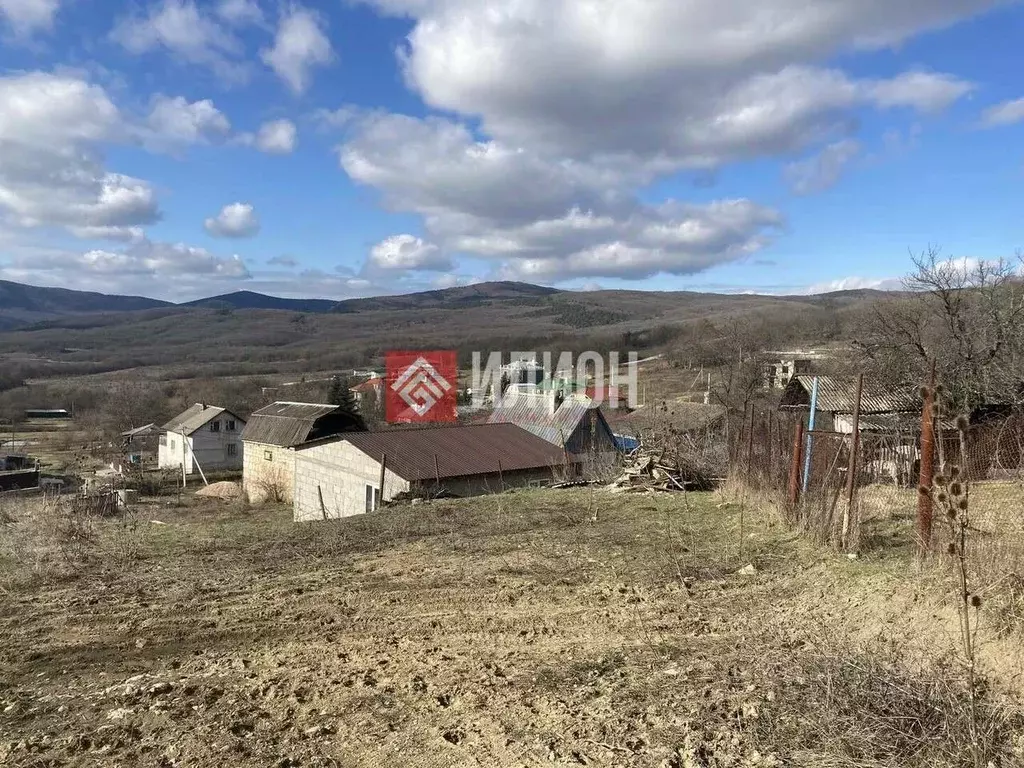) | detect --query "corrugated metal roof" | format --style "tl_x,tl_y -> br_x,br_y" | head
161,404 -> 239,435
301,423 -> 571,482
486,394 -> 614,448
241,401 -> 360,447
782,375 -> 918,414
